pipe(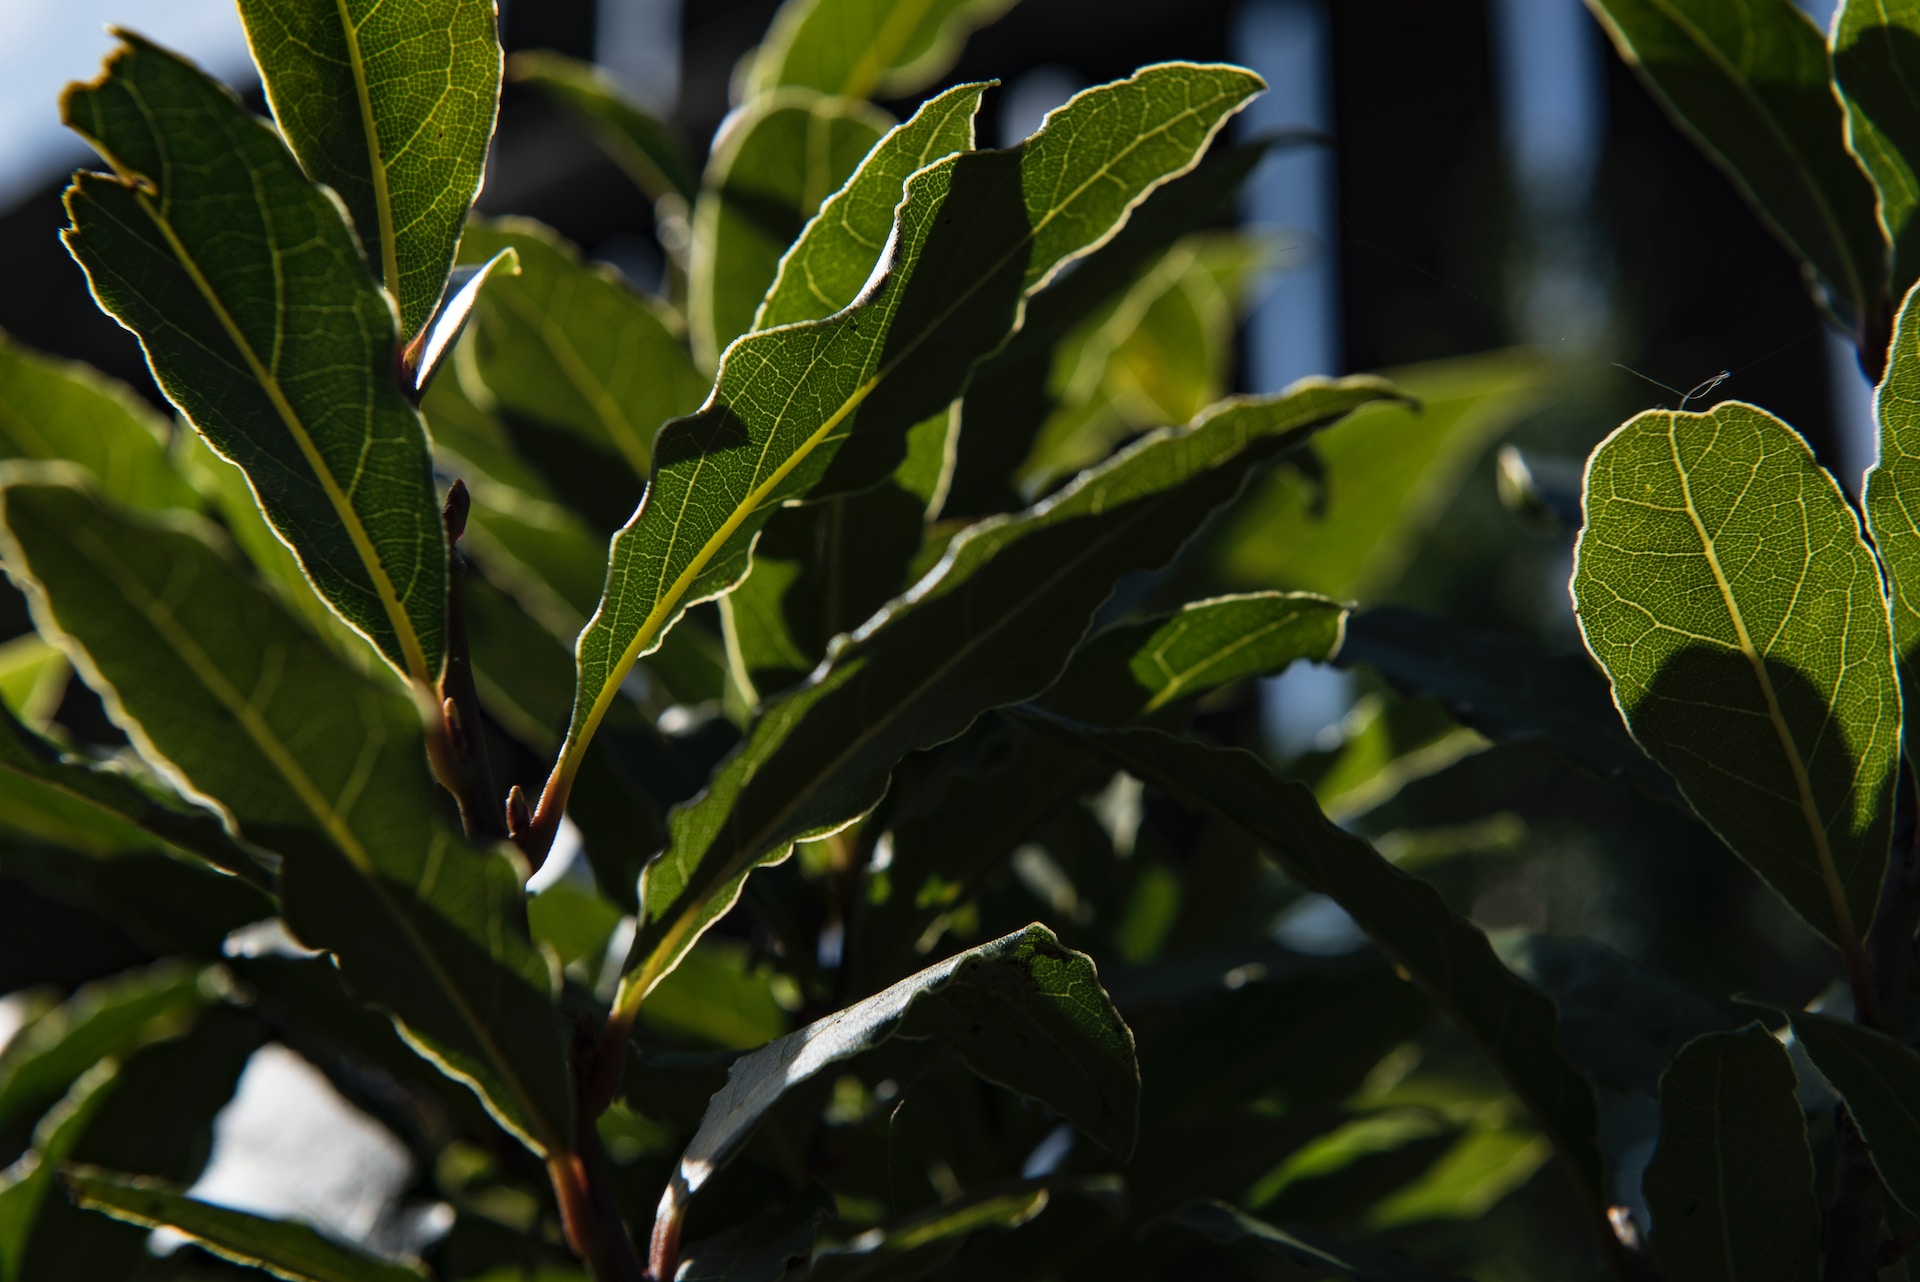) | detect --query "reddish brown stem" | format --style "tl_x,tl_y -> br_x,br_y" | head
433,480 -> 506,842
